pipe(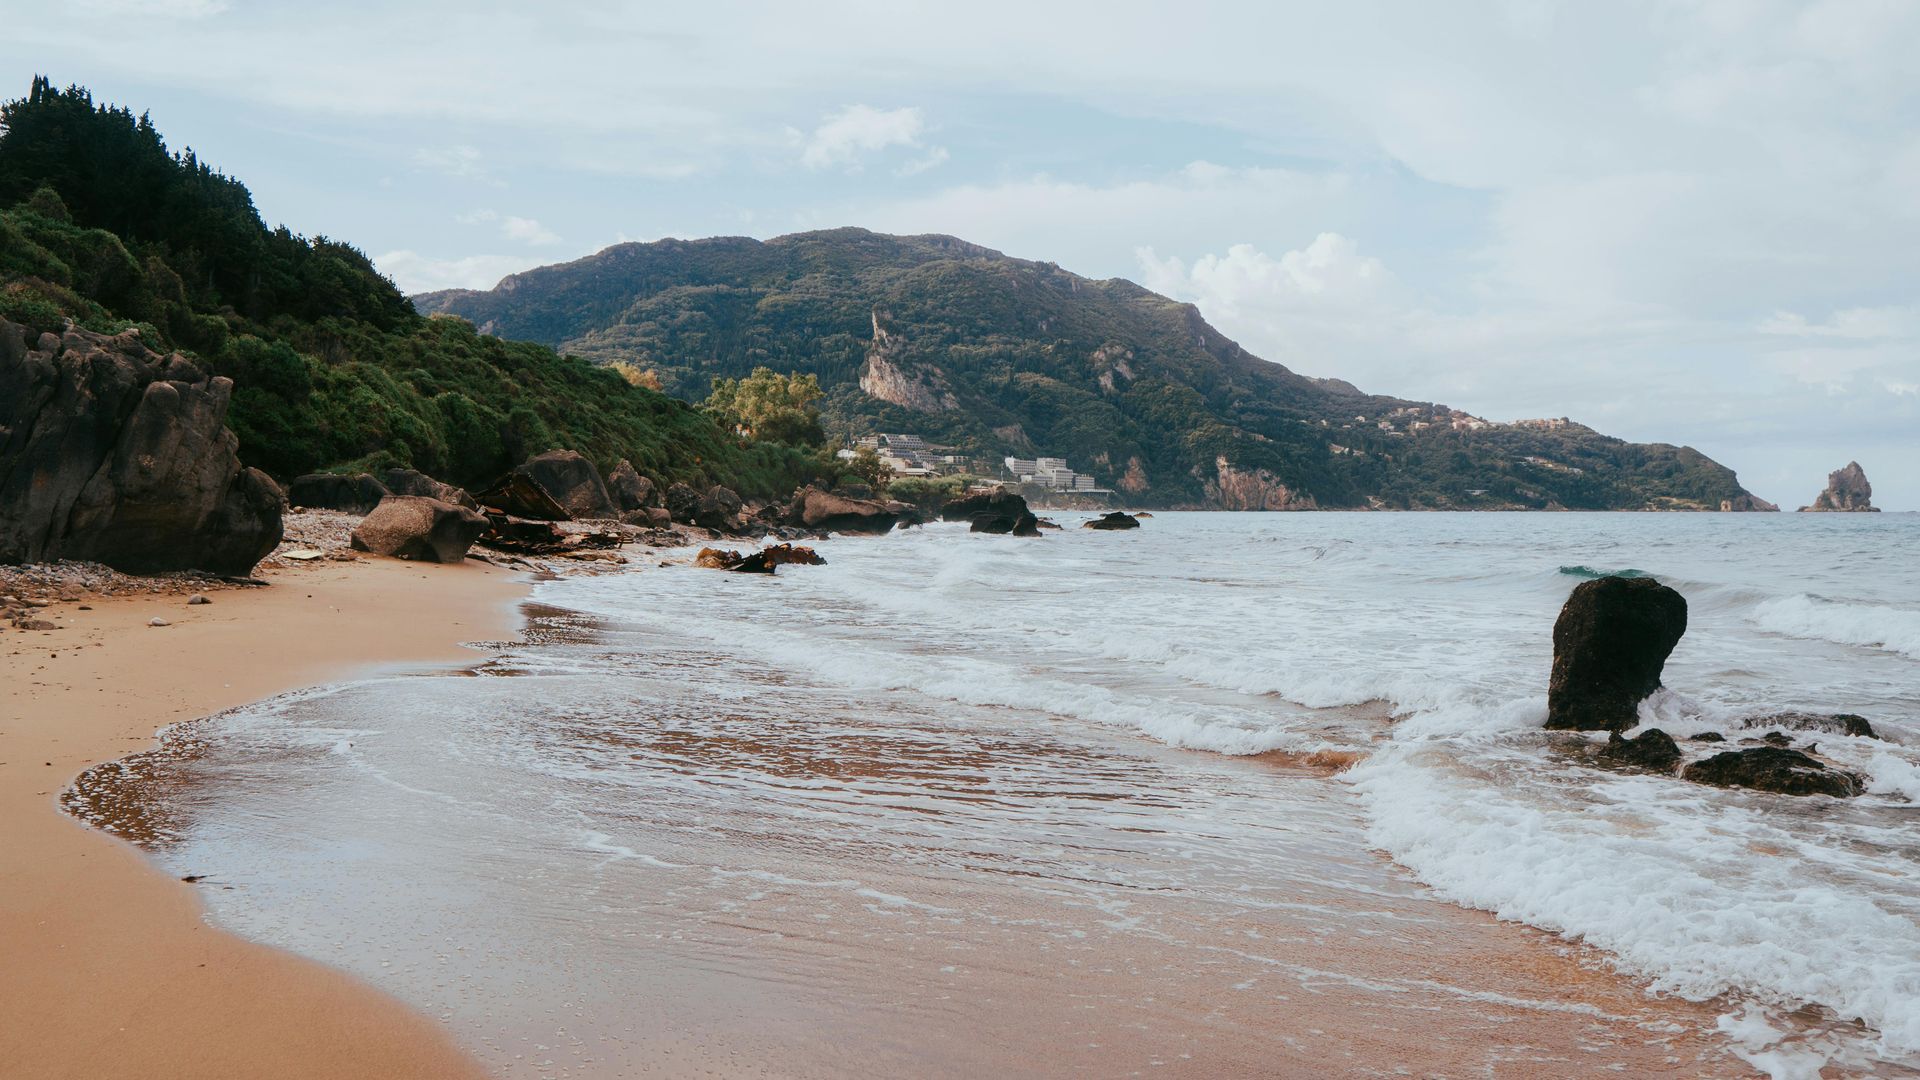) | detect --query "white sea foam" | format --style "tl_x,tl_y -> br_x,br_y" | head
1751,594 -> 1920,659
